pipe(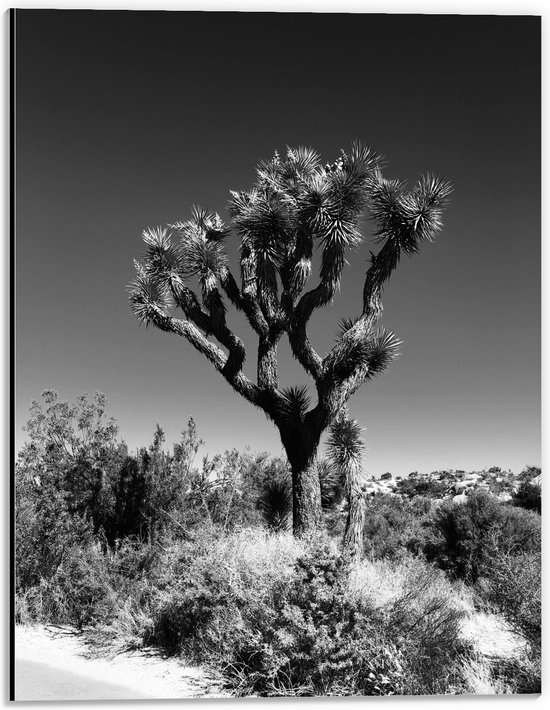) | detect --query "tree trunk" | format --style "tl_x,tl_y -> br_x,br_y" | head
280,427 -> 322,537
342,459 -> 366,559
343,490 -> 365,559
292,455 -> 322,536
